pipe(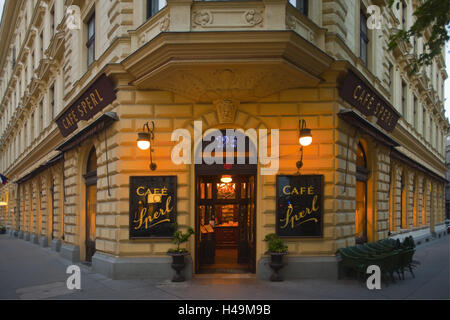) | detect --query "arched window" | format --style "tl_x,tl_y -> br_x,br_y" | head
84,147 -> 97,262
355,142 -> 369,243
400,172 -> 405,229
356,143 -> 367,168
